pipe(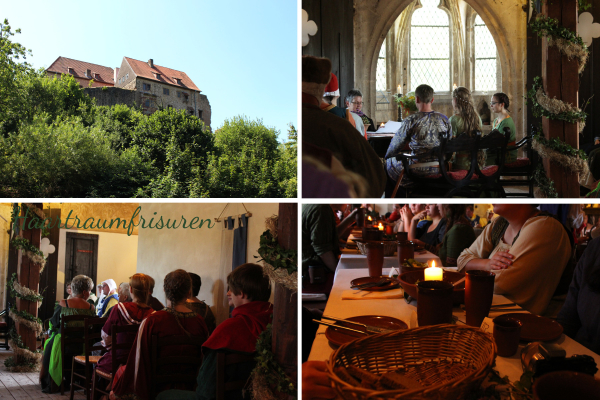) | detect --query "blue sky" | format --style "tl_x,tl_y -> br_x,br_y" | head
3,0 -> 297,140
